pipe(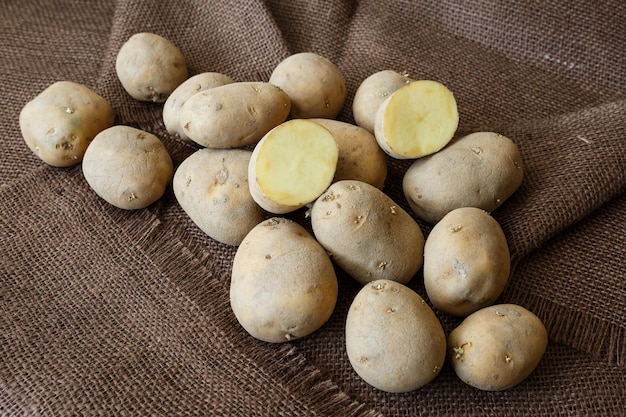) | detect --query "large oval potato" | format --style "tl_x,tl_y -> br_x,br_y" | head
230,218 -> 338,343
163,72 -> 235,141
19,81 -> 115,167
269,52 -> 346,119
310,180 -> 424,285
310,118 -> 388,189
115,32 -> 188,102
173,148 -> 265,246
352,70 -> 413,133
82,125 -> 173,210
179,81 -> 291,148
346,279 -> 447,393
424,207 -> 511,316
403,131 -> 524,224
448,303 -> 548,391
